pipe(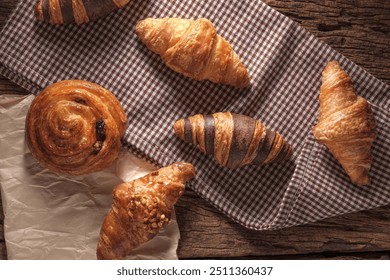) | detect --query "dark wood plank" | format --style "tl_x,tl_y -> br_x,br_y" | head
0,0 -> 17,30
0,0 -> 389,260
176,0 -> 390,260
0,243 -> 6,260
0,76 -> 28,95
265,0 -> 390,85
191,250 -> 390,260
176,189 -> 390,259
0,195 -> 6,260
